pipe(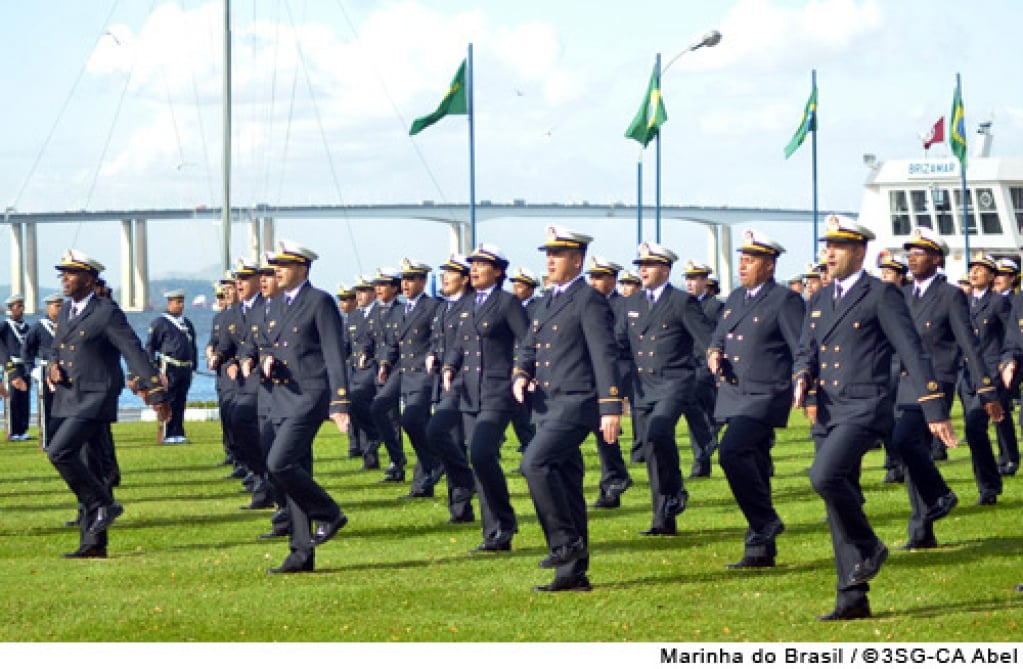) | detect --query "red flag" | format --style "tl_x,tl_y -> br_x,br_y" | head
923,116 -> 945,149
